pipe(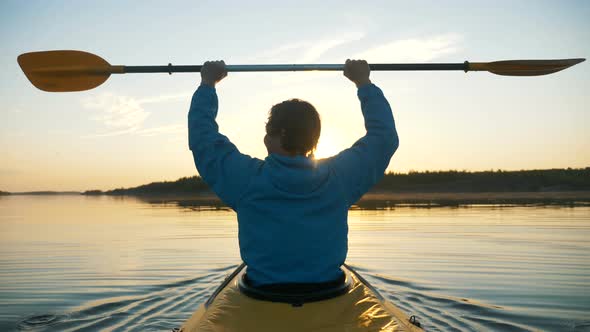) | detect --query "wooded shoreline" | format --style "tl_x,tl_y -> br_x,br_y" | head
74,168 -> 590,208
3,168 -> 589,207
